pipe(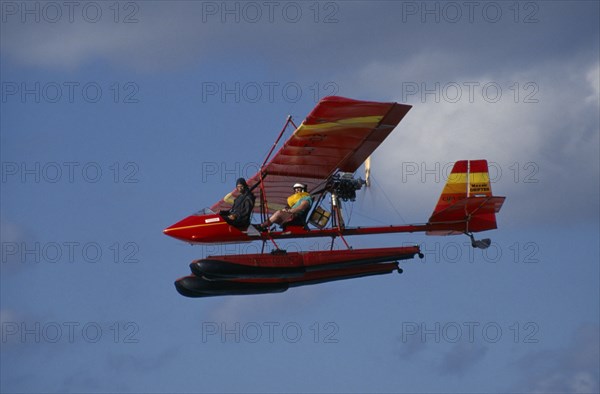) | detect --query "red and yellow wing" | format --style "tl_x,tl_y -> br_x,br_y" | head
211,96 -> 412,214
